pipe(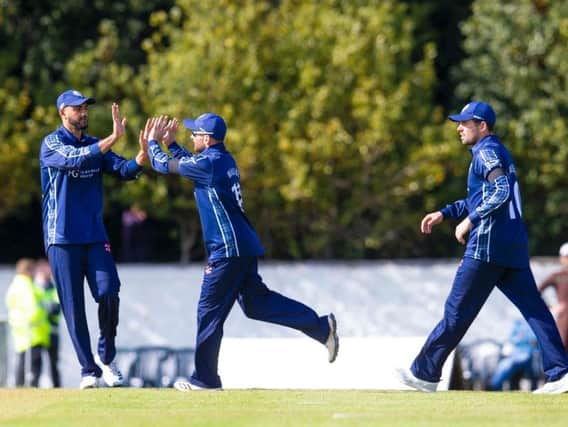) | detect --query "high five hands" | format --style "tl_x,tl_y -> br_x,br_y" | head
141,116 -> 179,148
137,115 -> 179,166
99,106 -> 180,166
